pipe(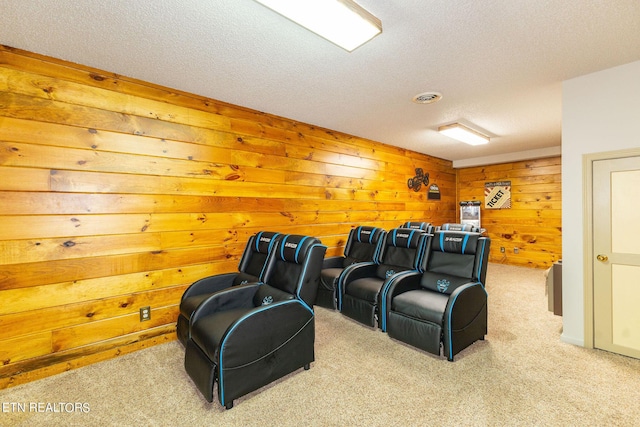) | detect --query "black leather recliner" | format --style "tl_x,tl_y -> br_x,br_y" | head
338,228 -> 428,327
400,221 -> 434,233
184,234 -> 327,409
317,226 -> 386,309
176,231 -> 282,346
380,230 -> 491,361
437,223 -> 479,232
